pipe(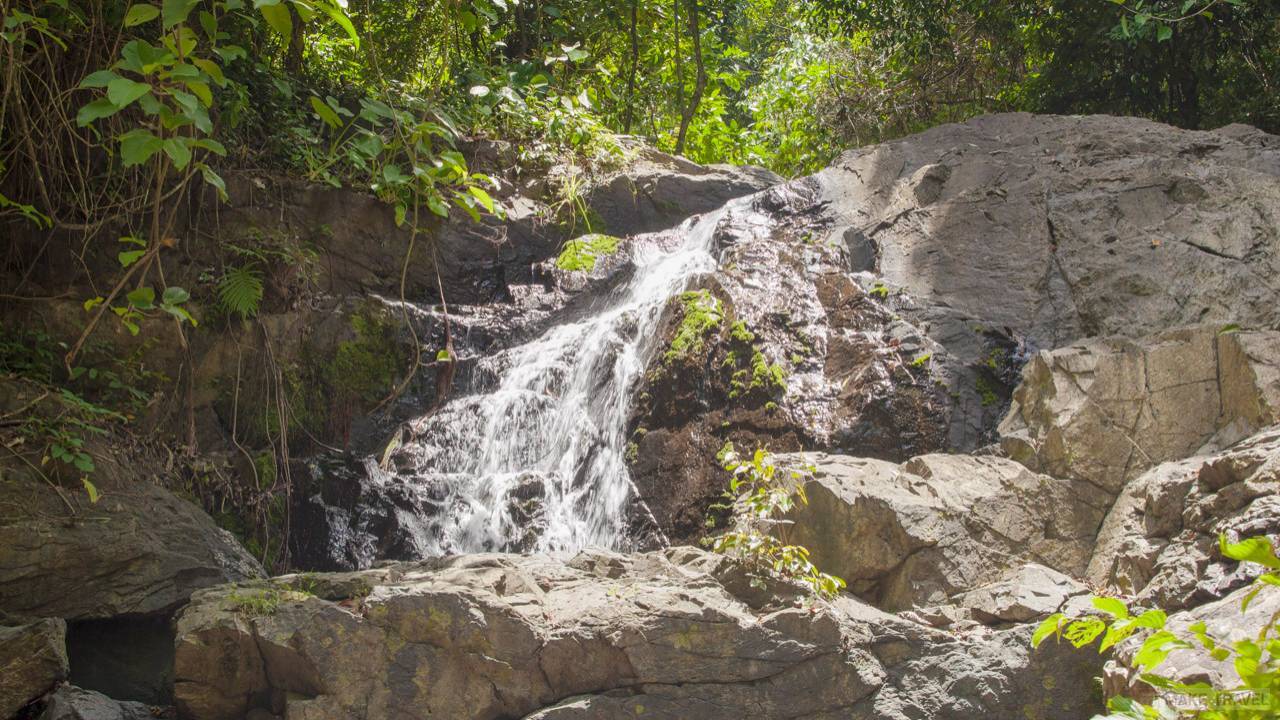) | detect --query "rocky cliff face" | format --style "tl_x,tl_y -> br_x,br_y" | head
4,113 -> 1280,720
